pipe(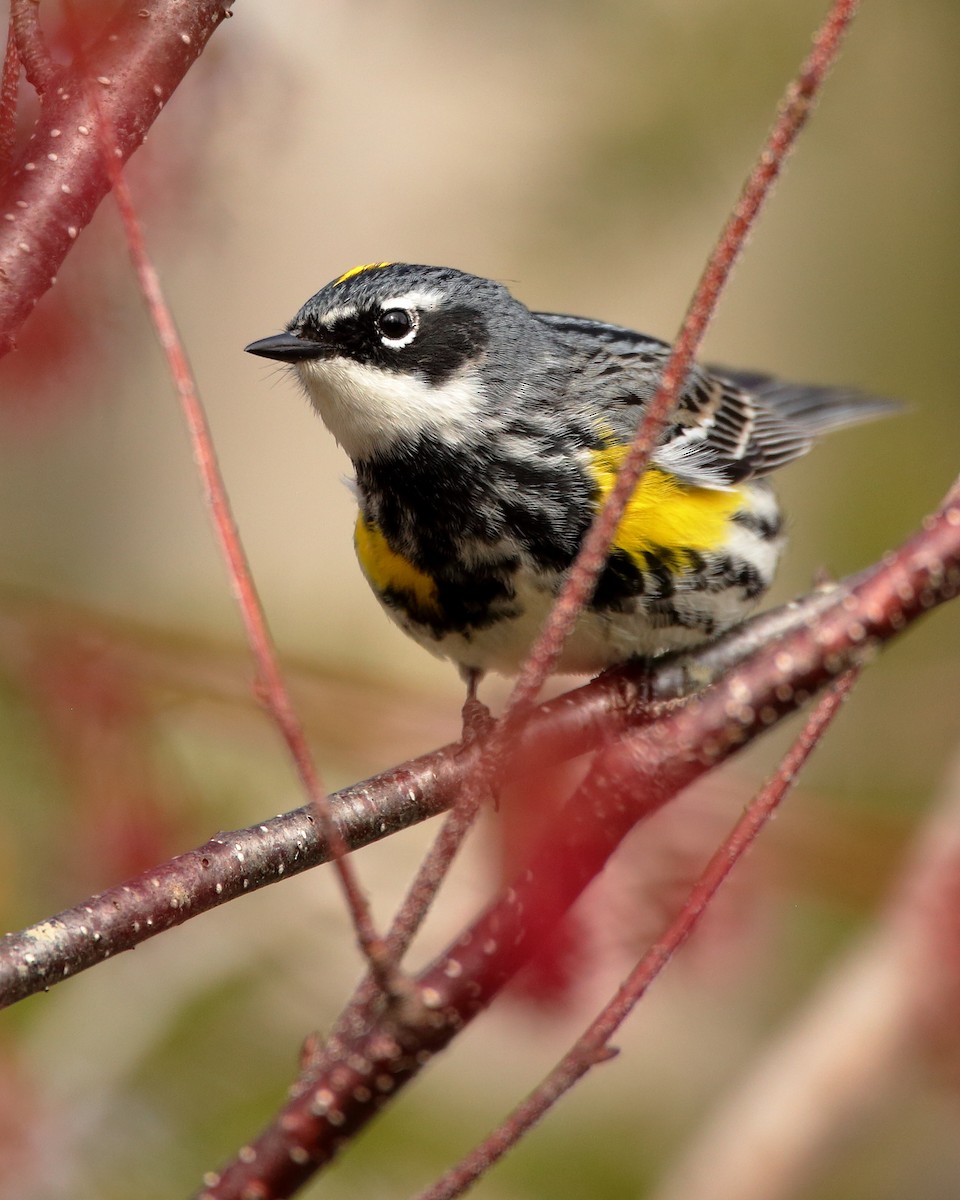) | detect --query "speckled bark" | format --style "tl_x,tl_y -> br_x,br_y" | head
198,499 -> 960,1198
0,0 -> 234,355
